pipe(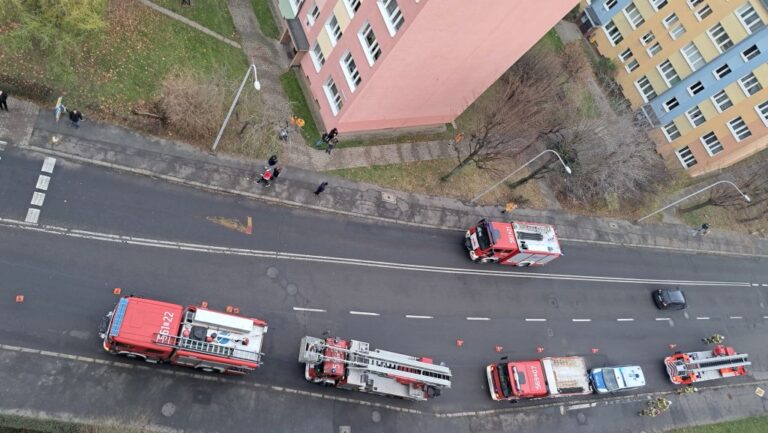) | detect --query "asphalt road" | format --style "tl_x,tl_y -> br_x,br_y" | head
1,146 -> 768,429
